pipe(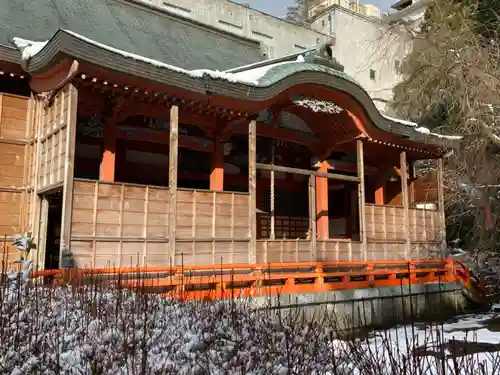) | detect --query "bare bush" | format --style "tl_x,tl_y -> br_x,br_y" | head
1,271 -> 500,375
